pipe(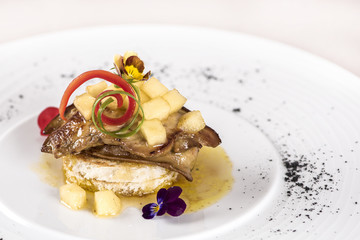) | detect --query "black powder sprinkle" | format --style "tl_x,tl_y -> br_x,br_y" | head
281,150 -> 337,221
200,67 -> 221,81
